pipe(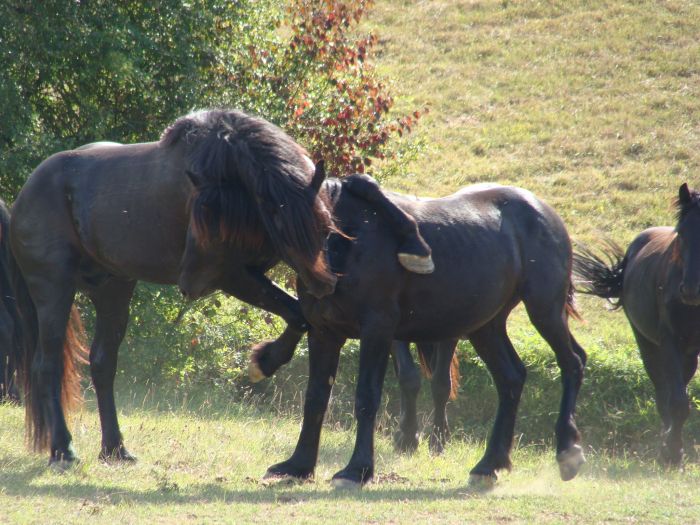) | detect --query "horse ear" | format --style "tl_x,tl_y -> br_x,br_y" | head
310,160 -> 326,194
186,170 -> 203,188
679,183 -> 692,205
